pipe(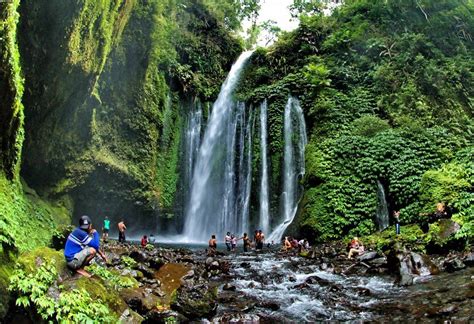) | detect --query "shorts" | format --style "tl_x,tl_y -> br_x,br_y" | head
67,248 -> 92,270
103,228 -> 109,233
